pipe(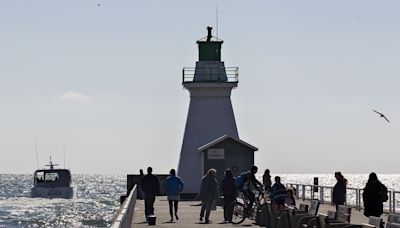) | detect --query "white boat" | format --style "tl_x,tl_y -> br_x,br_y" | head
31,157 -> 74,199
